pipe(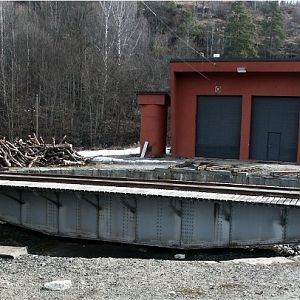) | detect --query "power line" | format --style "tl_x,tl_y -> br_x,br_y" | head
141,1 -> 215,82
141,1 -> 214,64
